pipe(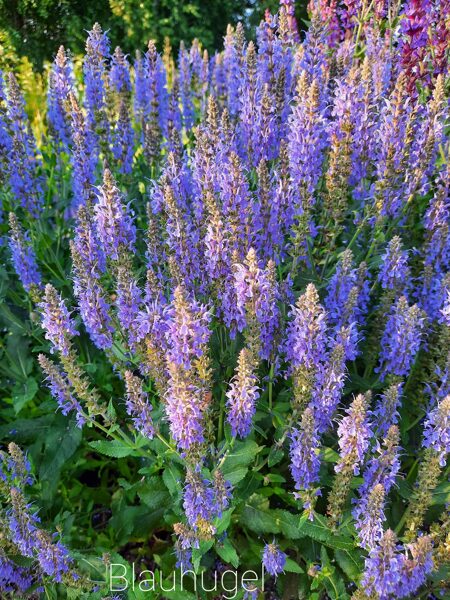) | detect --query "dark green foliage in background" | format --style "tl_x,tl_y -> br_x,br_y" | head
0,0 -> 308,69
